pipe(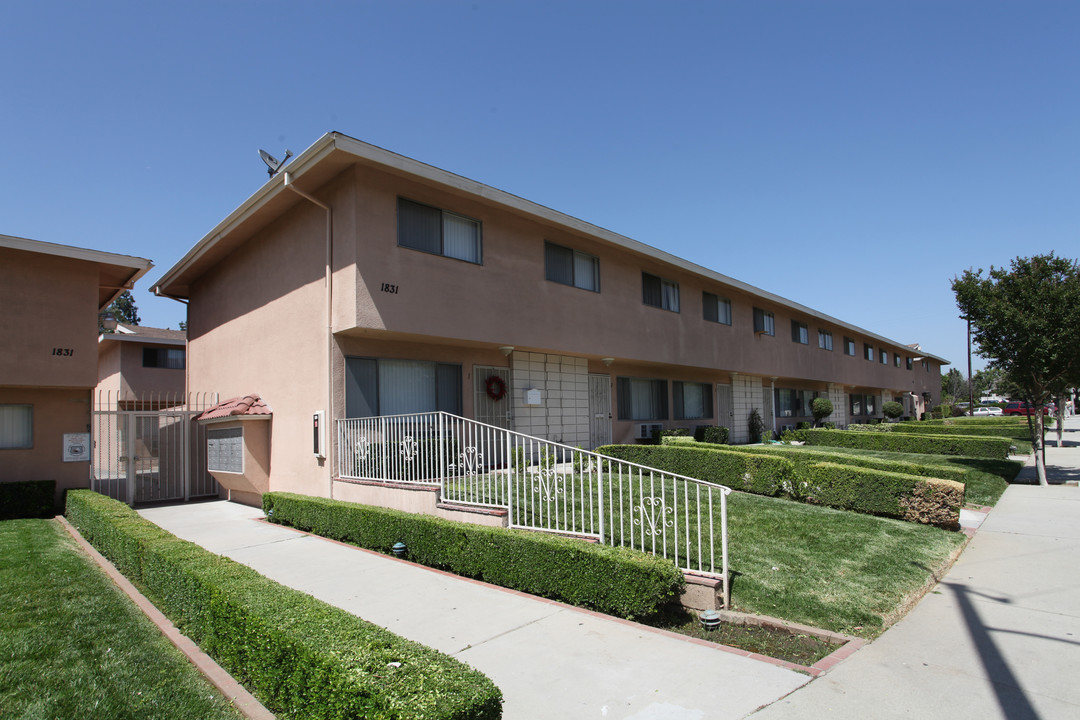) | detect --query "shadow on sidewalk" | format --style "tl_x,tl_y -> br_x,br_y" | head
943,582 -> 1041,720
